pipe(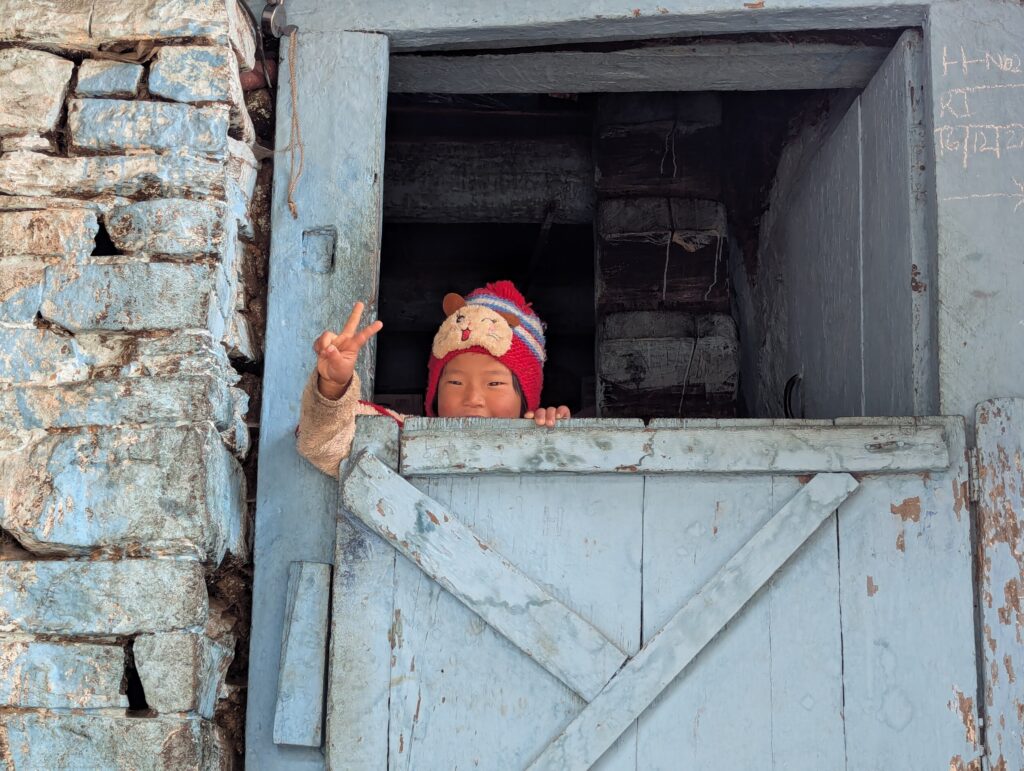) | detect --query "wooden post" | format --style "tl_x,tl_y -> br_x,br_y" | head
245,30 -> 389,770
